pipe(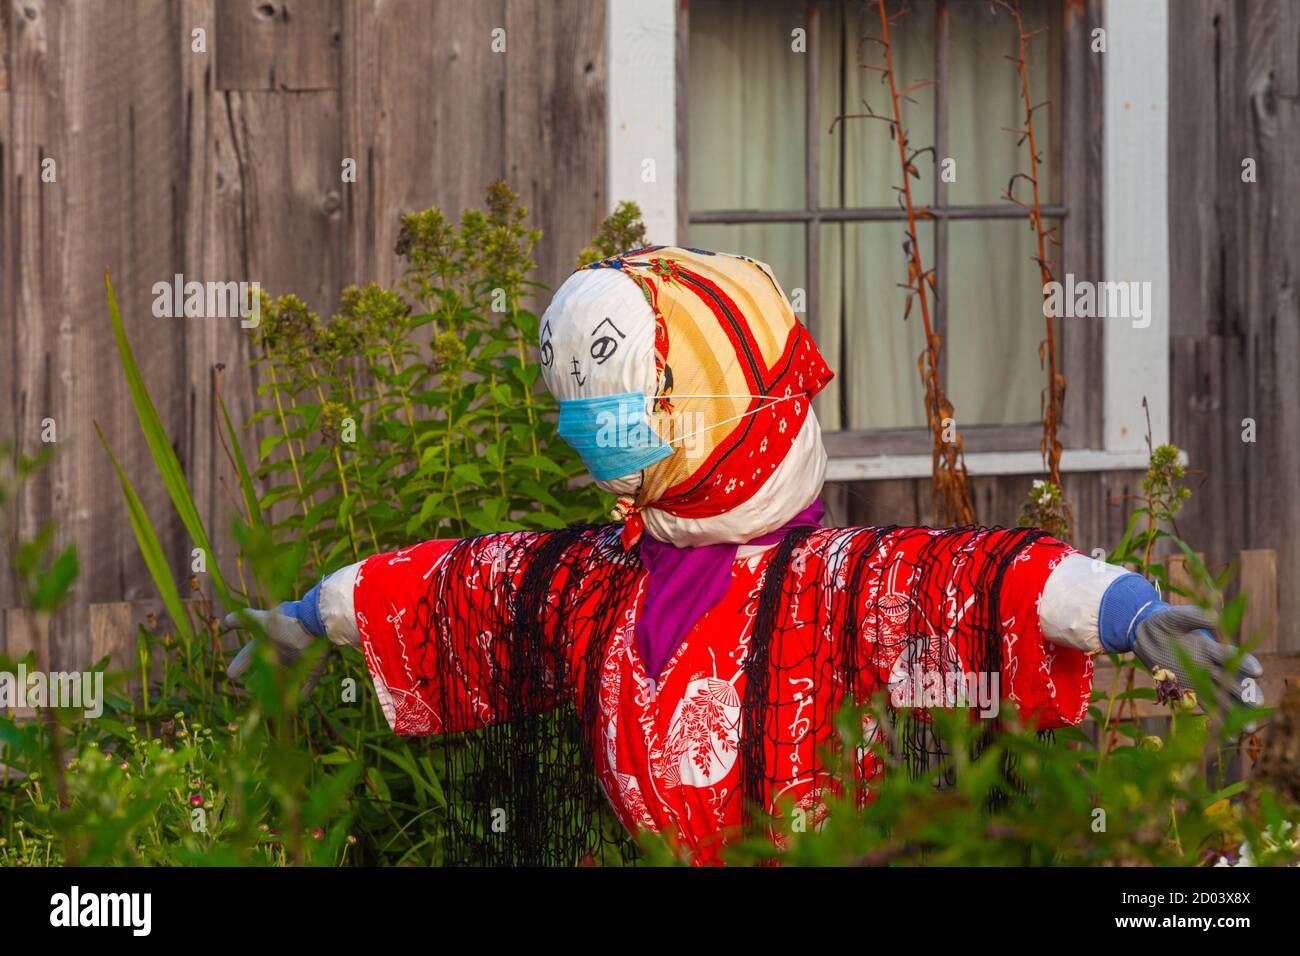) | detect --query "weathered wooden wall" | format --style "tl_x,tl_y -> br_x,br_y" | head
1166,0 -> 1300,651
826,471 -> 1145,572
0,0 -> 607,668
2,0 -> 1296,667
